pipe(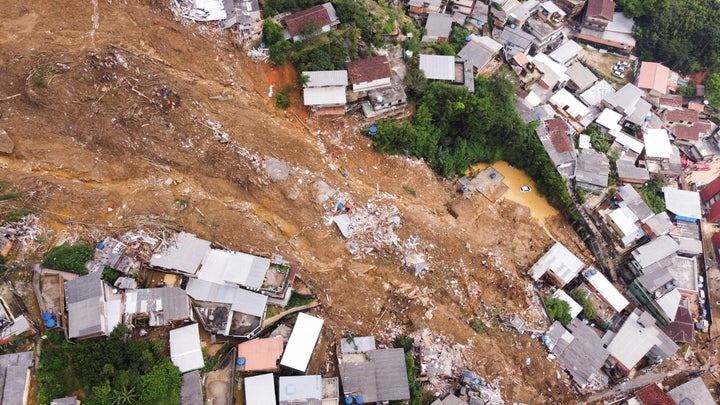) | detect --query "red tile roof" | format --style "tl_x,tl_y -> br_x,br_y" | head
236,336 -> 284,371
708,200 -> 720,223
673,125 -> 701,141
659,95 -> 682,108
635,383 -> 675,405
688,101 -> 705,112
666,109 -> 699,123
661,301 -> 694,344
586,0 -> 615,21
546,118 -> 573,153
284,4 -> 334,37
713,232 -> 720,250
347,56 -> 392,84
700,175 -> 720,203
